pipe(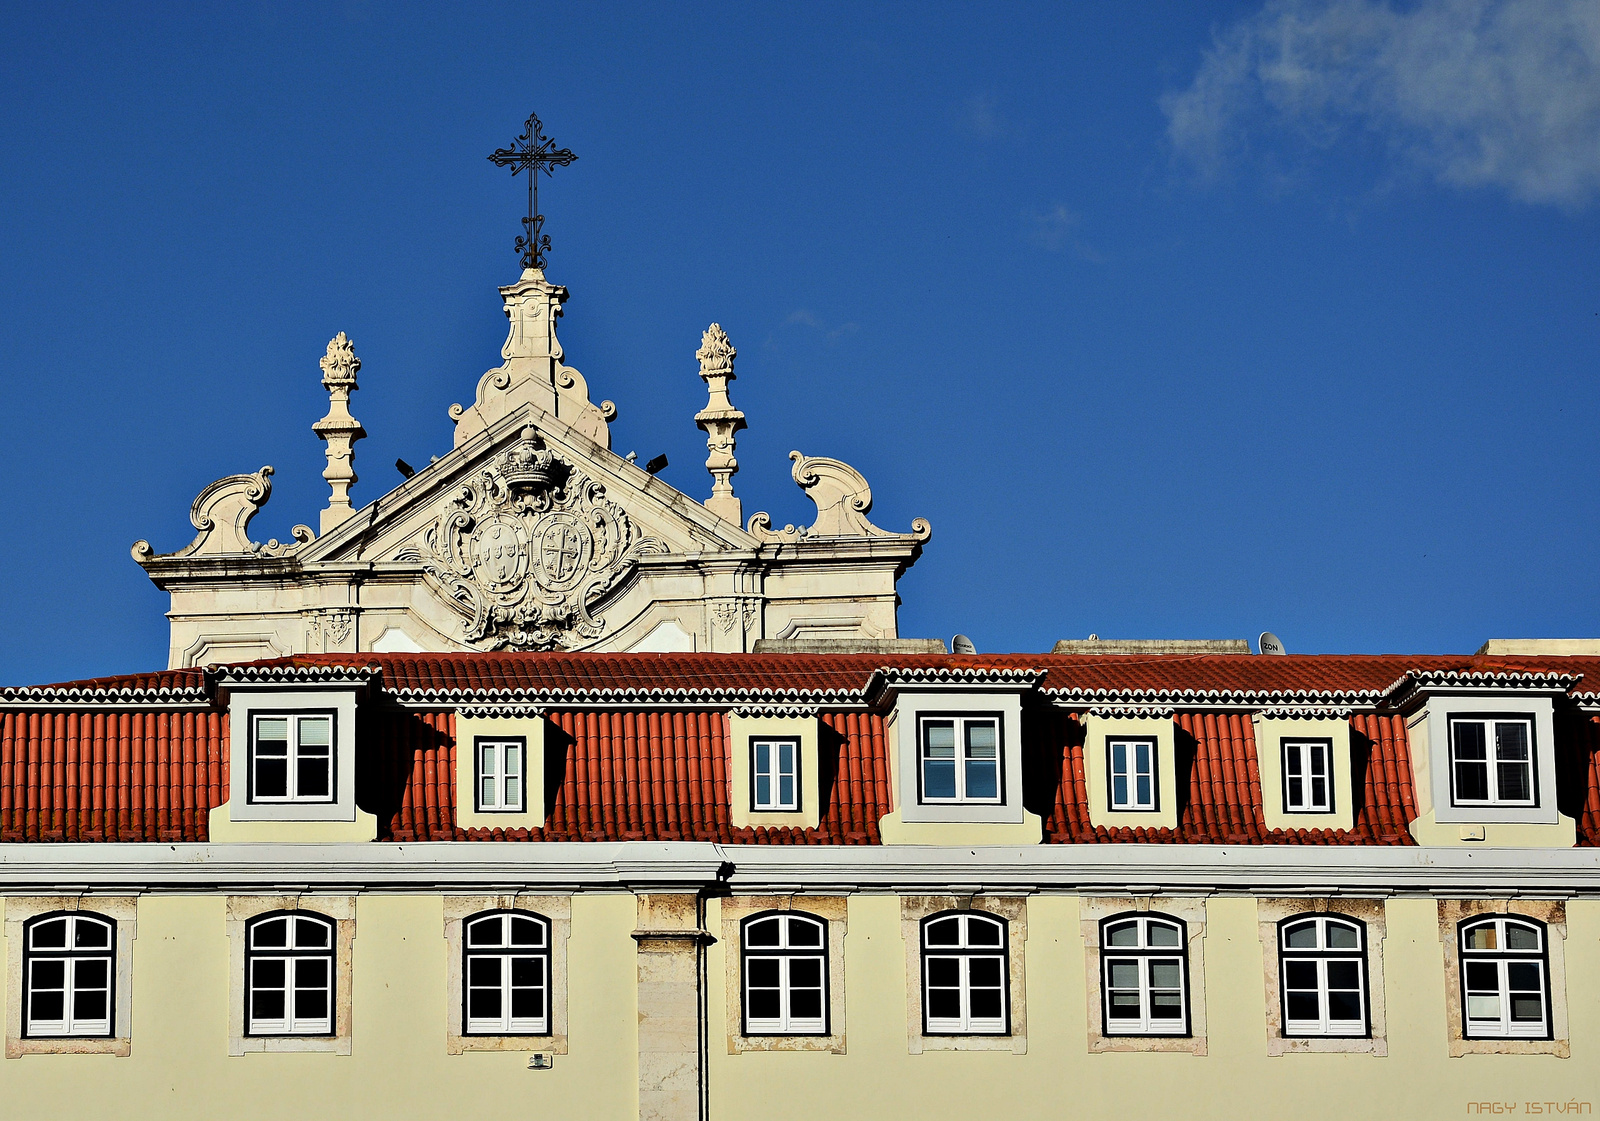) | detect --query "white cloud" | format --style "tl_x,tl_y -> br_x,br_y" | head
1163,0 -> 1600,208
